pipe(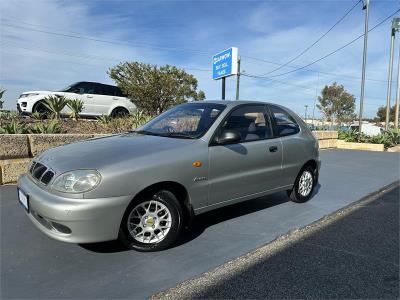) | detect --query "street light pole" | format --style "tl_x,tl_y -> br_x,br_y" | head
304,105 -> 308,124
385,27 -> 395,130
222,77 -> 226,100
394,46 -> 400,128
235,57 -> 241,100
358,0 -> 369,138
